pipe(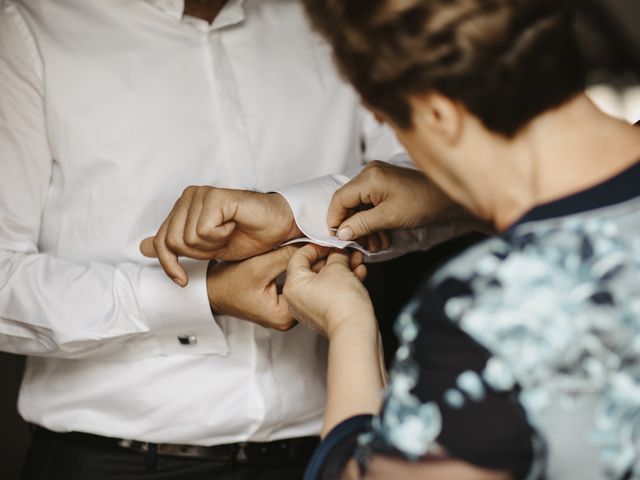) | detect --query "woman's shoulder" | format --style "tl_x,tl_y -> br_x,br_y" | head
423,215 -> 640,302
417,216 -> 640,366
